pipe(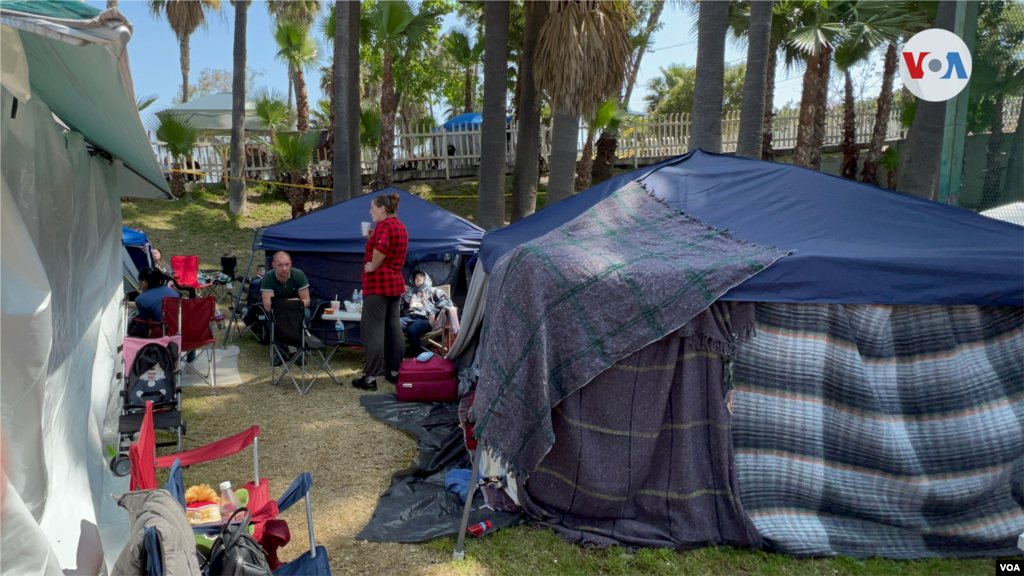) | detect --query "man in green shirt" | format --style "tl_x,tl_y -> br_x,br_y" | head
261,251 -> 311,312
